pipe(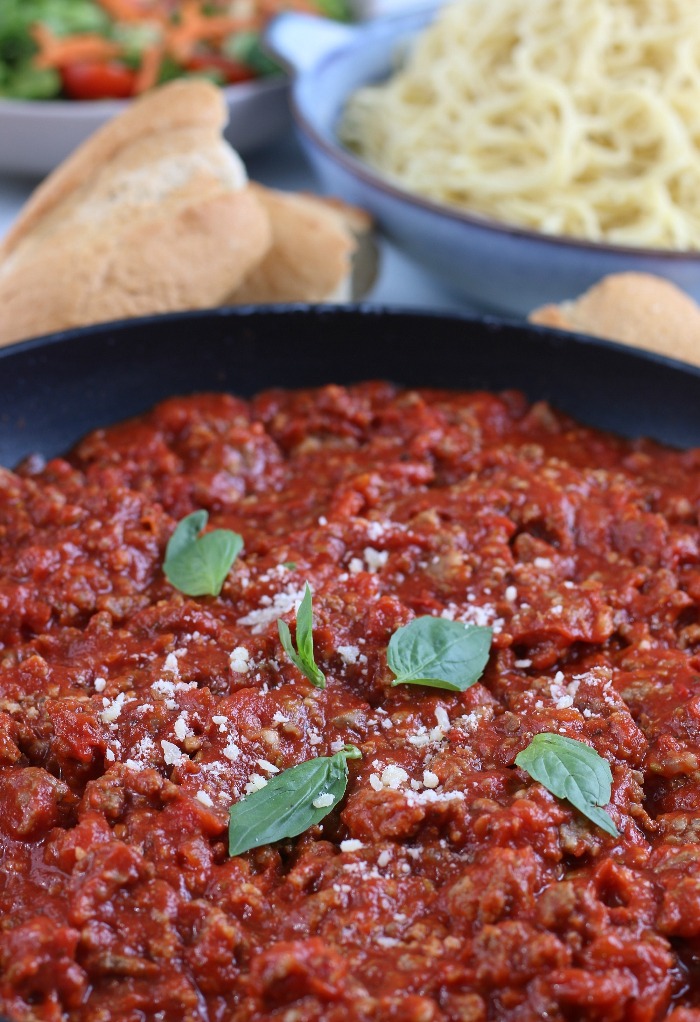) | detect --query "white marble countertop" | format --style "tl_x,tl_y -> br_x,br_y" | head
0,127 -> 485,319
